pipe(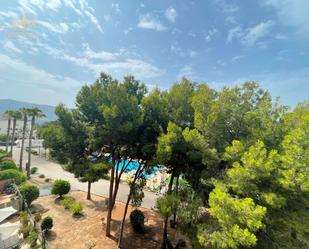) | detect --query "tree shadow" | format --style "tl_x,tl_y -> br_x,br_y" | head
87,199 -> 108,212
72,213 -> 87,221
45,231 -> 57,241
54,196 -> 75,205
31,203 -> 49,214
116,210 -> 164,249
